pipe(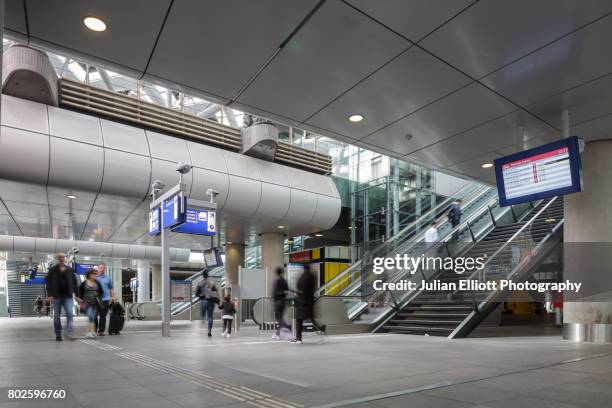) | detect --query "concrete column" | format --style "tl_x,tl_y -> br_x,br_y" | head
109,260 -> 122,304
225,243 -> 245,287
261,232 -> 284,295
564,140 -> 612,342
151,264 -> 161,301
137,260 -> 150,303
0,0 -> 4,125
